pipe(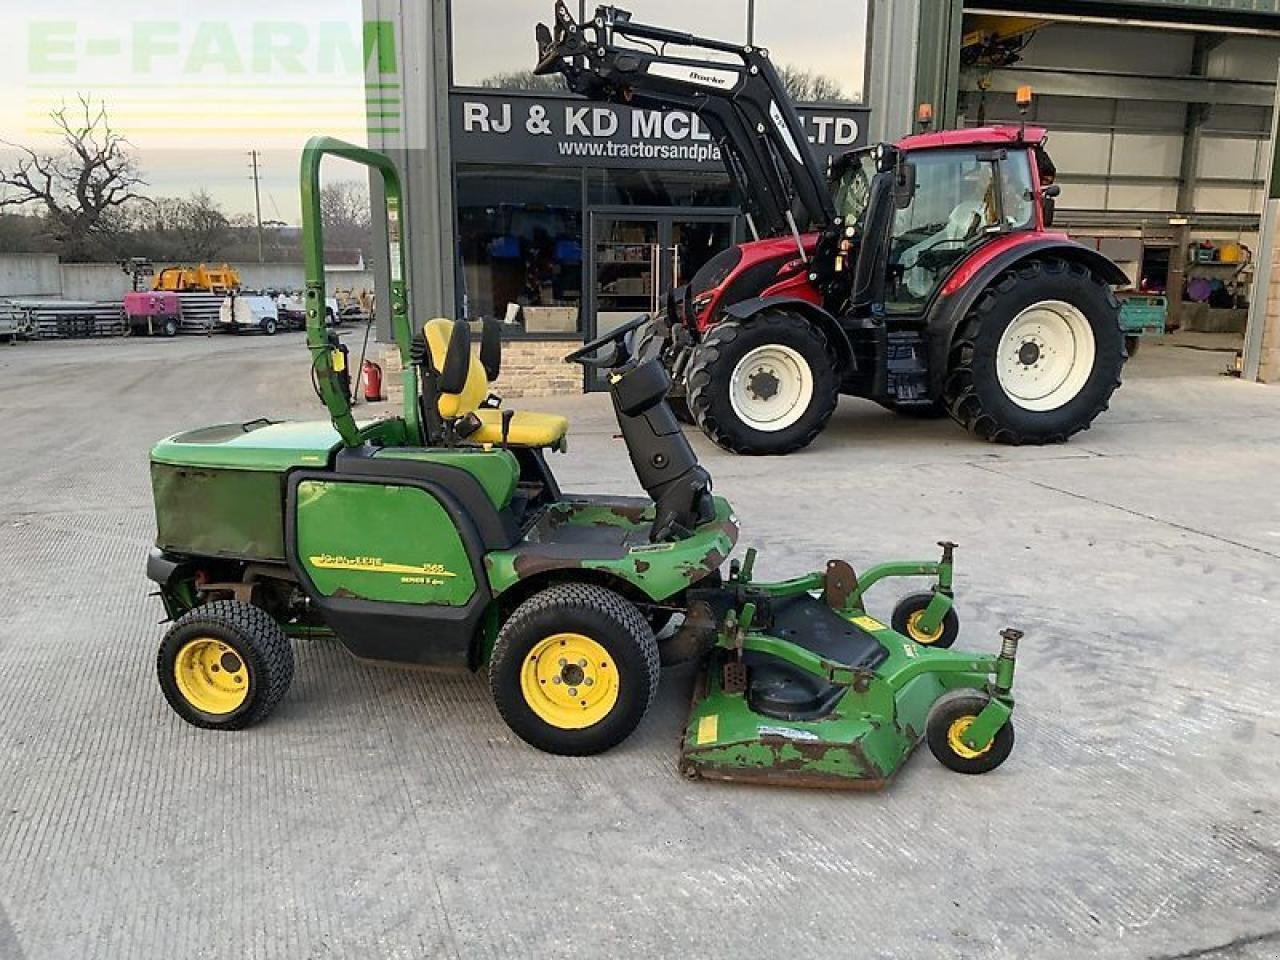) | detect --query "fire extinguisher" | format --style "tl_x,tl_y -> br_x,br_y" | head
362,359 -> 385,401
